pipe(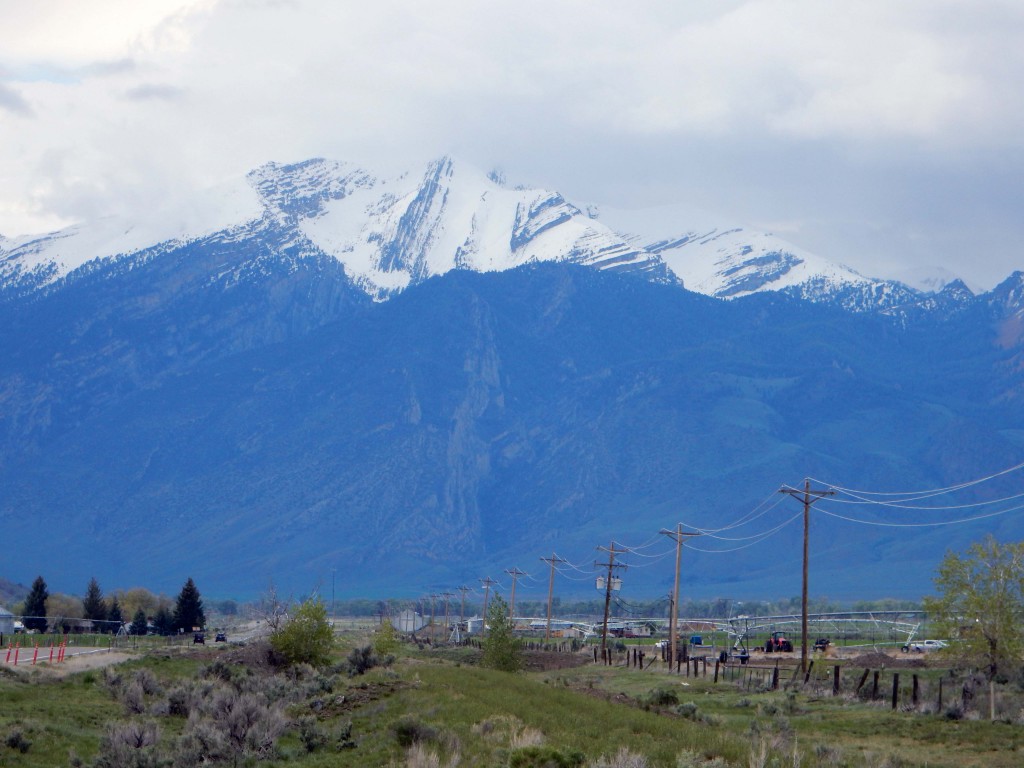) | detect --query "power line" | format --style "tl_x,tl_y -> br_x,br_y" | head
808,459 -> 1024,498
818,500 -> 1024,528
